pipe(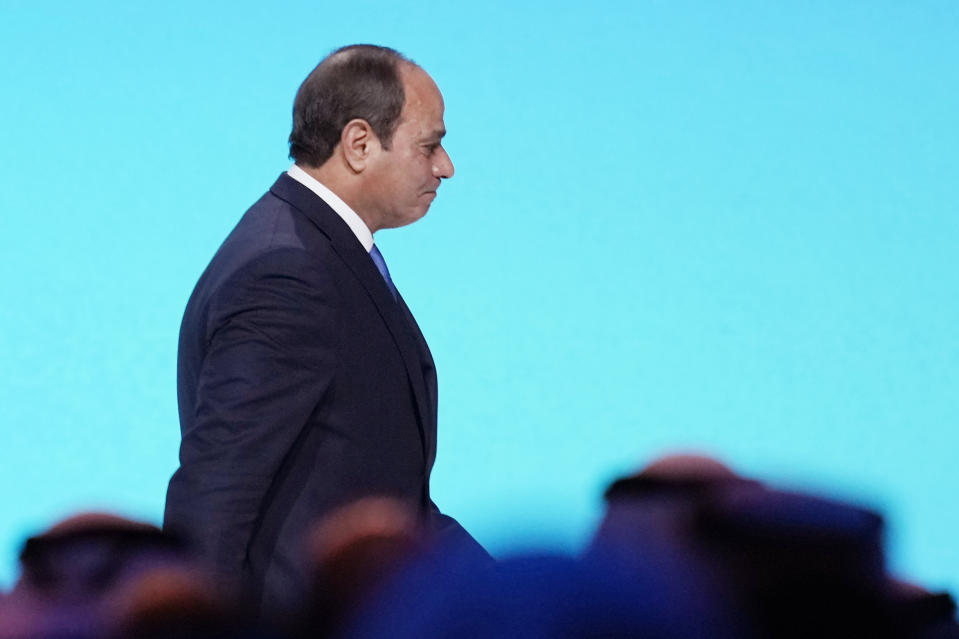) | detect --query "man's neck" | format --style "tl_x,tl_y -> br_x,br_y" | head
288,164 -> 375,251
298,162 -> 379,233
